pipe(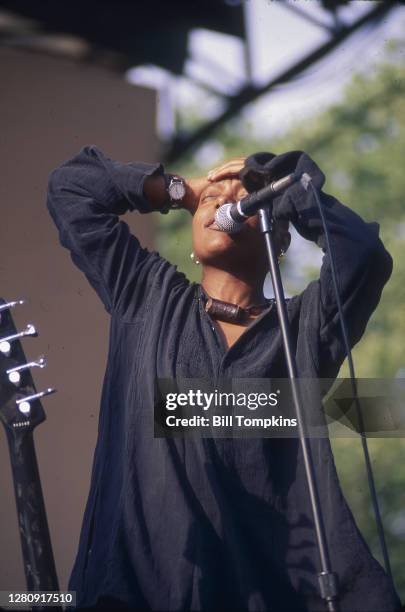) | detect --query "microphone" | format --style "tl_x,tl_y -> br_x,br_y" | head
214,171 -> 302,234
